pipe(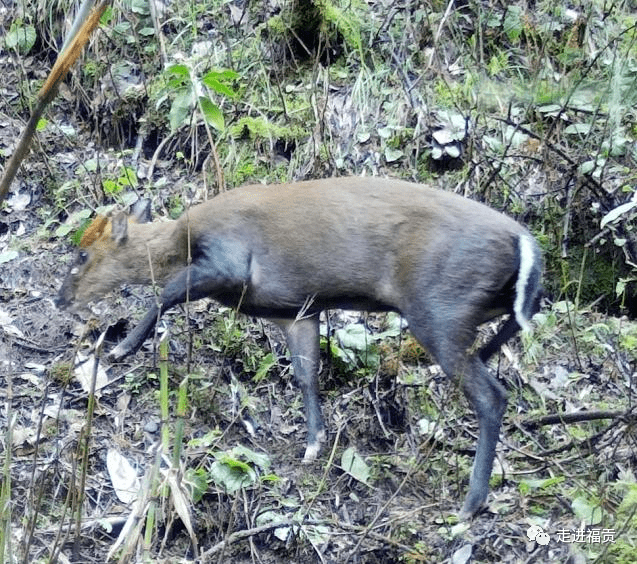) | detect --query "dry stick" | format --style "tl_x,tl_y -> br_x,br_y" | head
186,209 -> 192,372
521,409 -> 628,429
200,521 -> 296,560
20,372 -> 51,563
60,0 -> 96,54
0,339 -> 14,564
199,517 -> 414,562
534,418 -> 624,463
23,324 -> 92,563
73,331 -> 107,558
0,1 -> 108,205
148,0 -> 168,67
491,117 -> 606,203
428,0 -> 455,67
